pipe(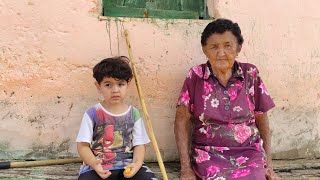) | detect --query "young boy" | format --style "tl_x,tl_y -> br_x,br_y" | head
76,56 -> 157,180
